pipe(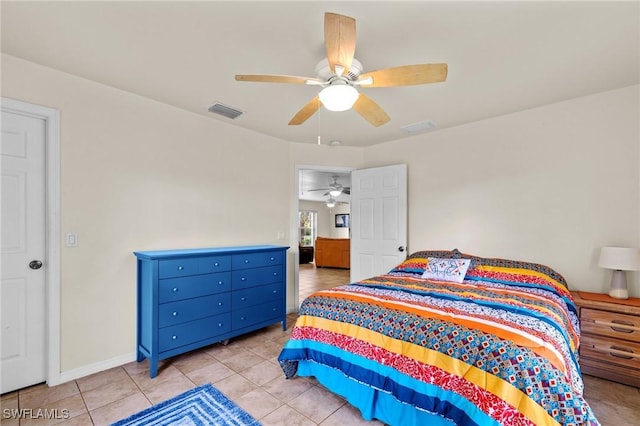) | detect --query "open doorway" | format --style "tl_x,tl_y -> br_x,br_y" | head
294,165 -> 352,310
